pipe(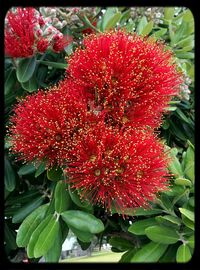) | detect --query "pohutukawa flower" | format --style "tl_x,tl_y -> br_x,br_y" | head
67,30 -> 183,129
5,8 -> 37,57
65,122 -> 169,215
7,80 -> 91,168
